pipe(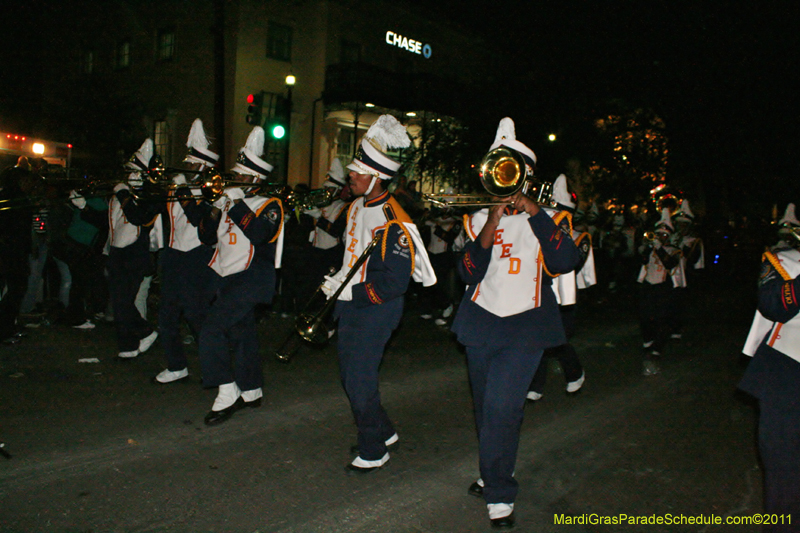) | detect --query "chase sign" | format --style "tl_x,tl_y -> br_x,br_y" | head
385,31 -> 432,59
